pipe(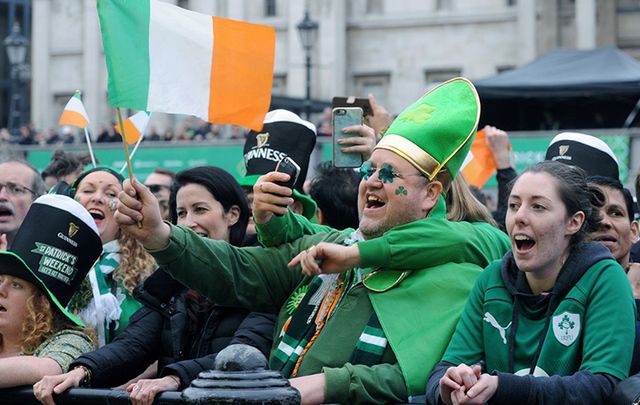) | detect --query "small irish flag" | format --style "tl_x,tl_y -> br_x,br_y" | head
461,129 -> 498,188
58,90 -> 90,129
97,0 -> 275,132
115,111 -> 150,144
